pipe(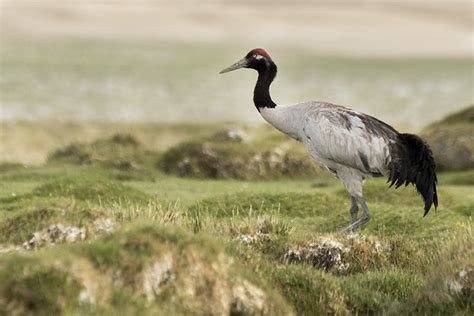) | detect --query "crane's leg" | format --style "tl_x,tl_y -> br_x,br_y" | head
340,196 -> 371,233
340,196 -> 359,233
337,168 -> 371,233
349,196 -> 359,224
356,196 -> 371,226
